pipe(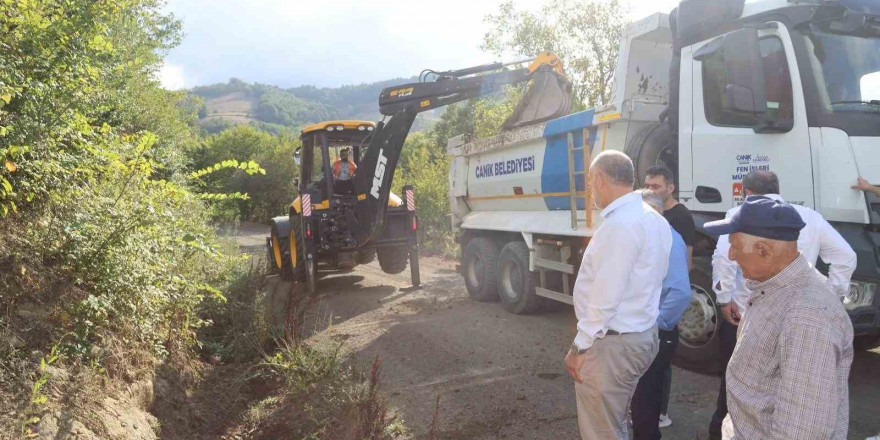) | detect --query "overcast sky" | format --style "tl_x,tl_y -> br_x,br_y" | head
158,0 -> 680,90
